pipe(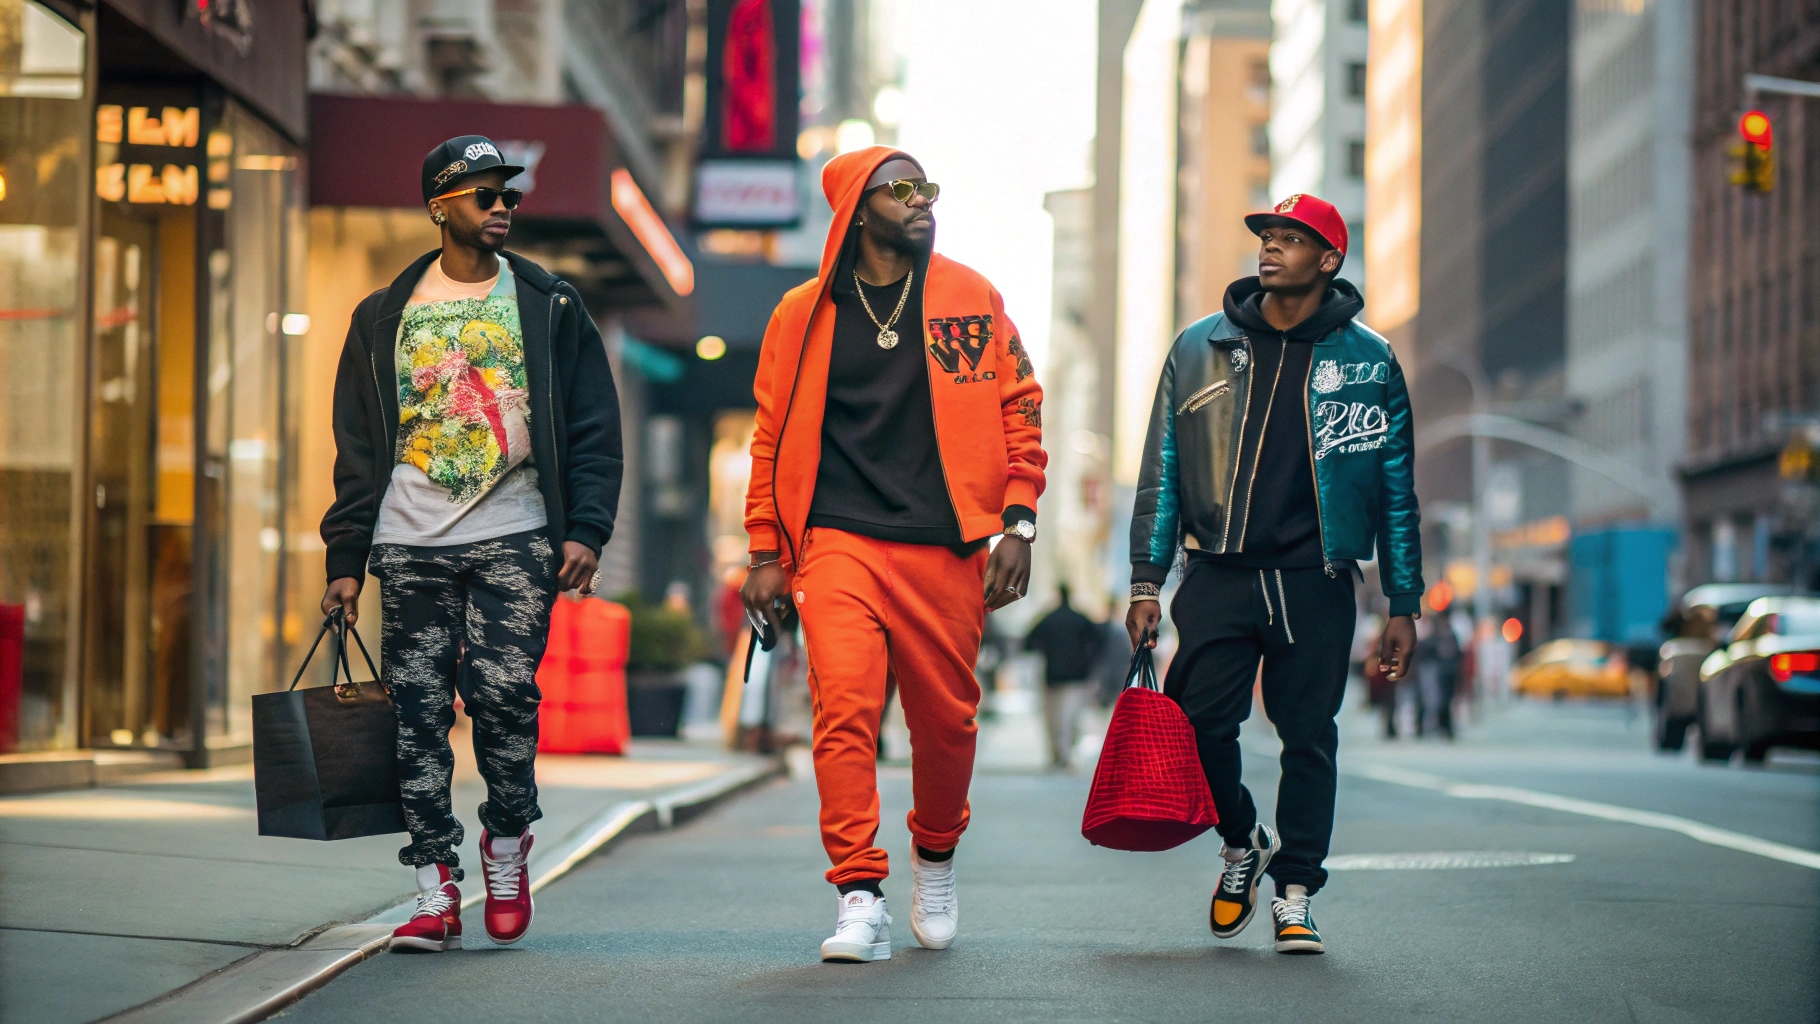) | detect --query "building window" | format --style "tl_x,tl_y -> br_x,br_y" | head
1346,61 -> 1367,99
1347,140 -> 1366,179
1348,0 -> 1367,23
1250,179 -> 1271,209
1250,59 -> 1271,89
1251,124 -> 1270,157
